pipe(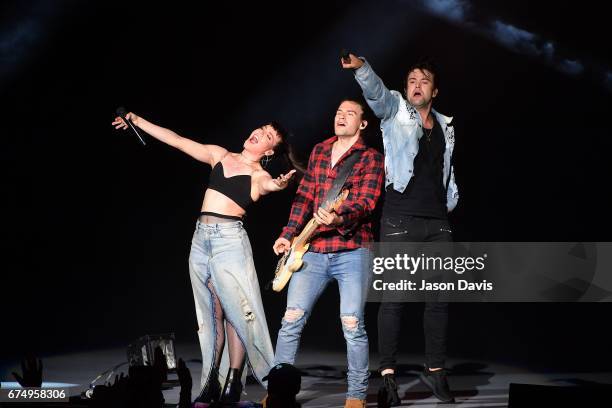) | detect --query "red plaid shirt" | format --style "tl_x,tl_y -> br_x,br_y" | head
280,136 -> 384,253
